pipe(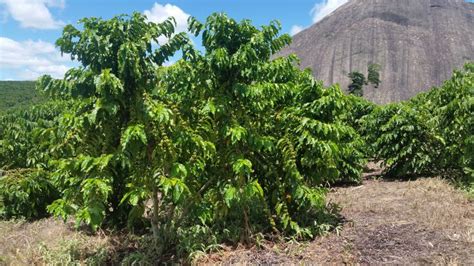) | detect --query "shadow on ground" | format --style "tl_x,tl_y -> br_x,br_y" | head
200,175 -> 474,264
